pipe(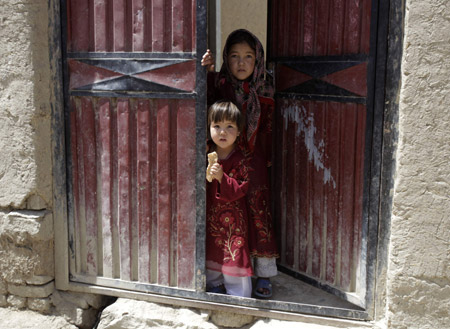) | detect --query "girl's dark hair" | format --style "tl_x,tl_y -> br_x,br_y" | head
225,30 -> 256,52
208,101 -> 243,132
